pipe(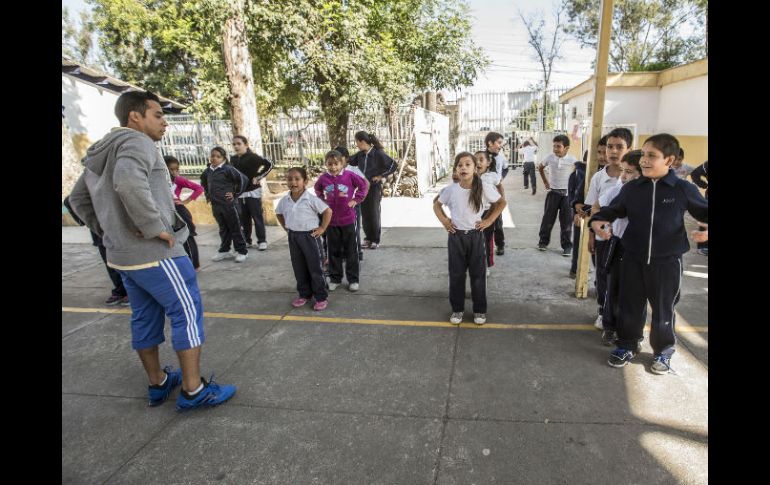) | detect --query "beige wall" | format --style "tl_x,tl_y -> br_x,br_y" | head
638,133 -> 708,166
